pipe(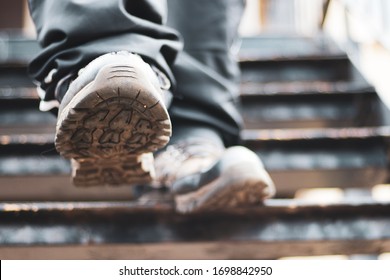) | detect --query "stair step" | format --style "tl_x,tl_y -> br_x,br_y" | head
0,35 -> 344,66
1,33 -> 390,260
241,80 -> 374,96
1,127 -> 388,198
0,88 -> 42,132
238,39 -> 379,129
0,36 -> 387,198
0,86 -> 38,99
241,87 -> 379,129
0,88 -> 54,133
0,65 -> 34,87
1,35 -> 344,65
240,56 -> 350,84
244,127 -> 390,194
0,35 -> 40,65
2,83 -> 379,132
239,35 -> 344,61
0,199 -> 389,259
242,126 -> 390,141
